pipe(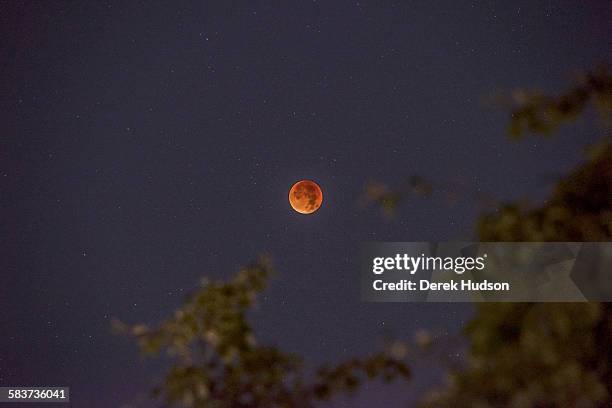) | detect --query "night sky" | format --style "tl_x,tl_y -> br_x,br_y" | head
1,1 -> 610,407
